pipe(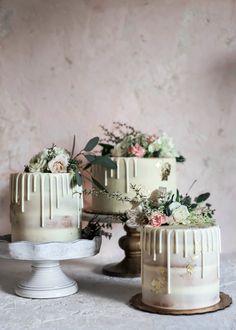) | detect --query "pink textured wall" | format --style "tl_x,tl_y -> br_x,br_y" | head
0,0 -> 236,252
